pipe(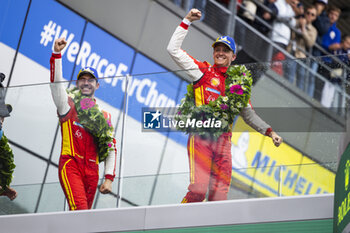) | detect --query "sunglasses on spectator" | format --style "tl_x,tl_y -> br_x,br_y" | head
306,11 -> 316,16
